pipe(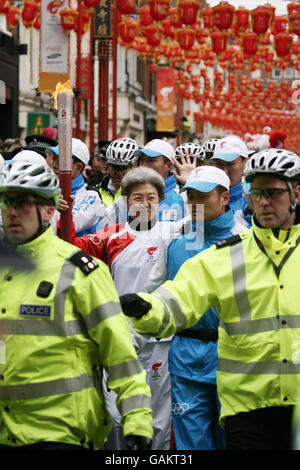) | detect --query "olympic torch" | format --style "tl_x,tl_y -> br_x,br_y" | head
50,80 -> 74,243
